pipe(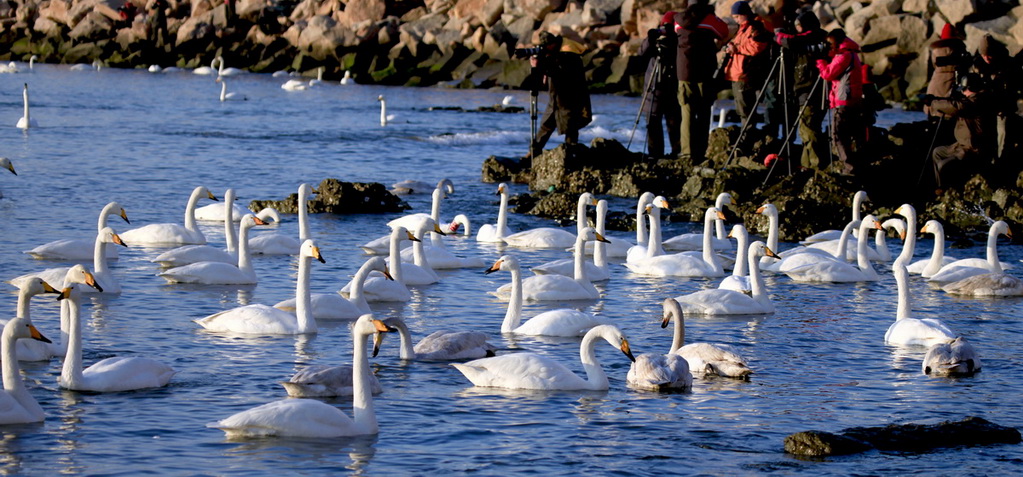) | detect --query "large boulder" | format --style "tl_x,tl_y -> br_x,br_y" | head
786,417 -> 1021,456
249,179 -> 410,214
